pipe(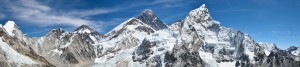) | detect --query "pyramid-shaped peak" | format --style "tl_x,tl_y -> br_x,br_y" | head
138,9 -> 158,18
137,9 -> 168,30
199,4 -> 208,11
138,9 -> 156,19
143,9 -> 154,15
